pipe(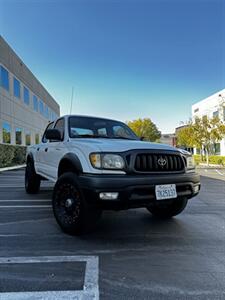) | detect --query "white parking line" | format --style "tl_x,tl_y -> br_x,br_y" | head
0,200 -> 51,202
215,169 -> 224,176
0,255 -> 99,300
0,205 -> 52,208
0,218 -> 52,226
0,186 -> 25,188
